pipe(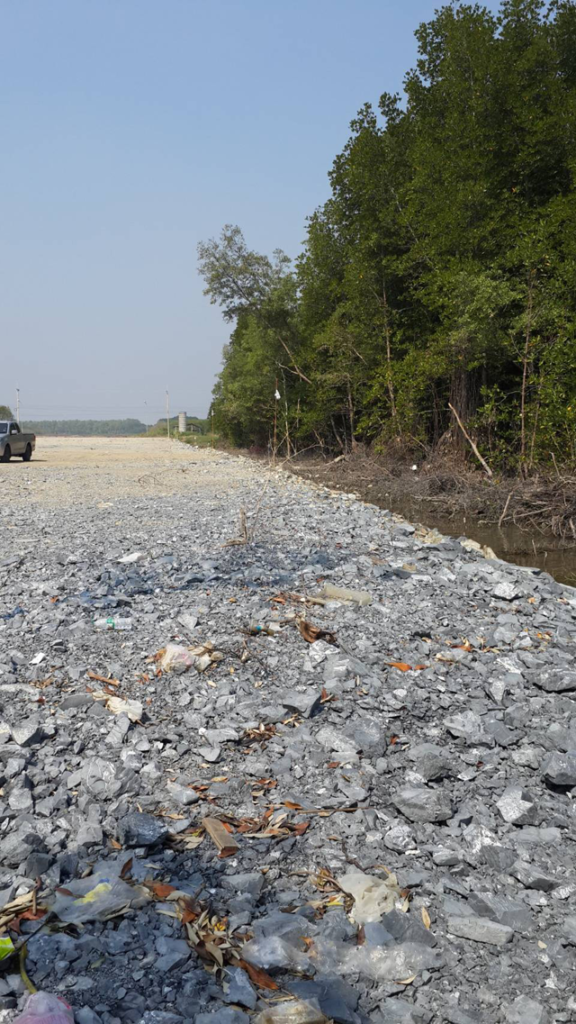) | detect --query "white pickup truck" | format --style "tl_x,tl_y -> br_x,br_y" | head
0,421 -> 36,462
